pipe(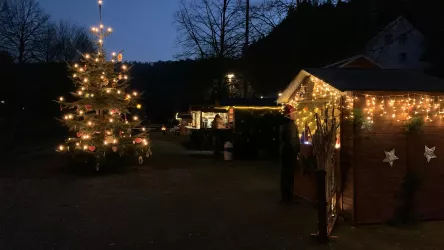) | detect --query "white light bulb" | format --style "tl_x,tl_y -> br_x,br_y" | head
98,39 -> 103,44
100,24 -> 104,29
98,0 -> 103,5
107,27 -> 112,32
59,97 -> 64,101
112,52 -> 116,56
